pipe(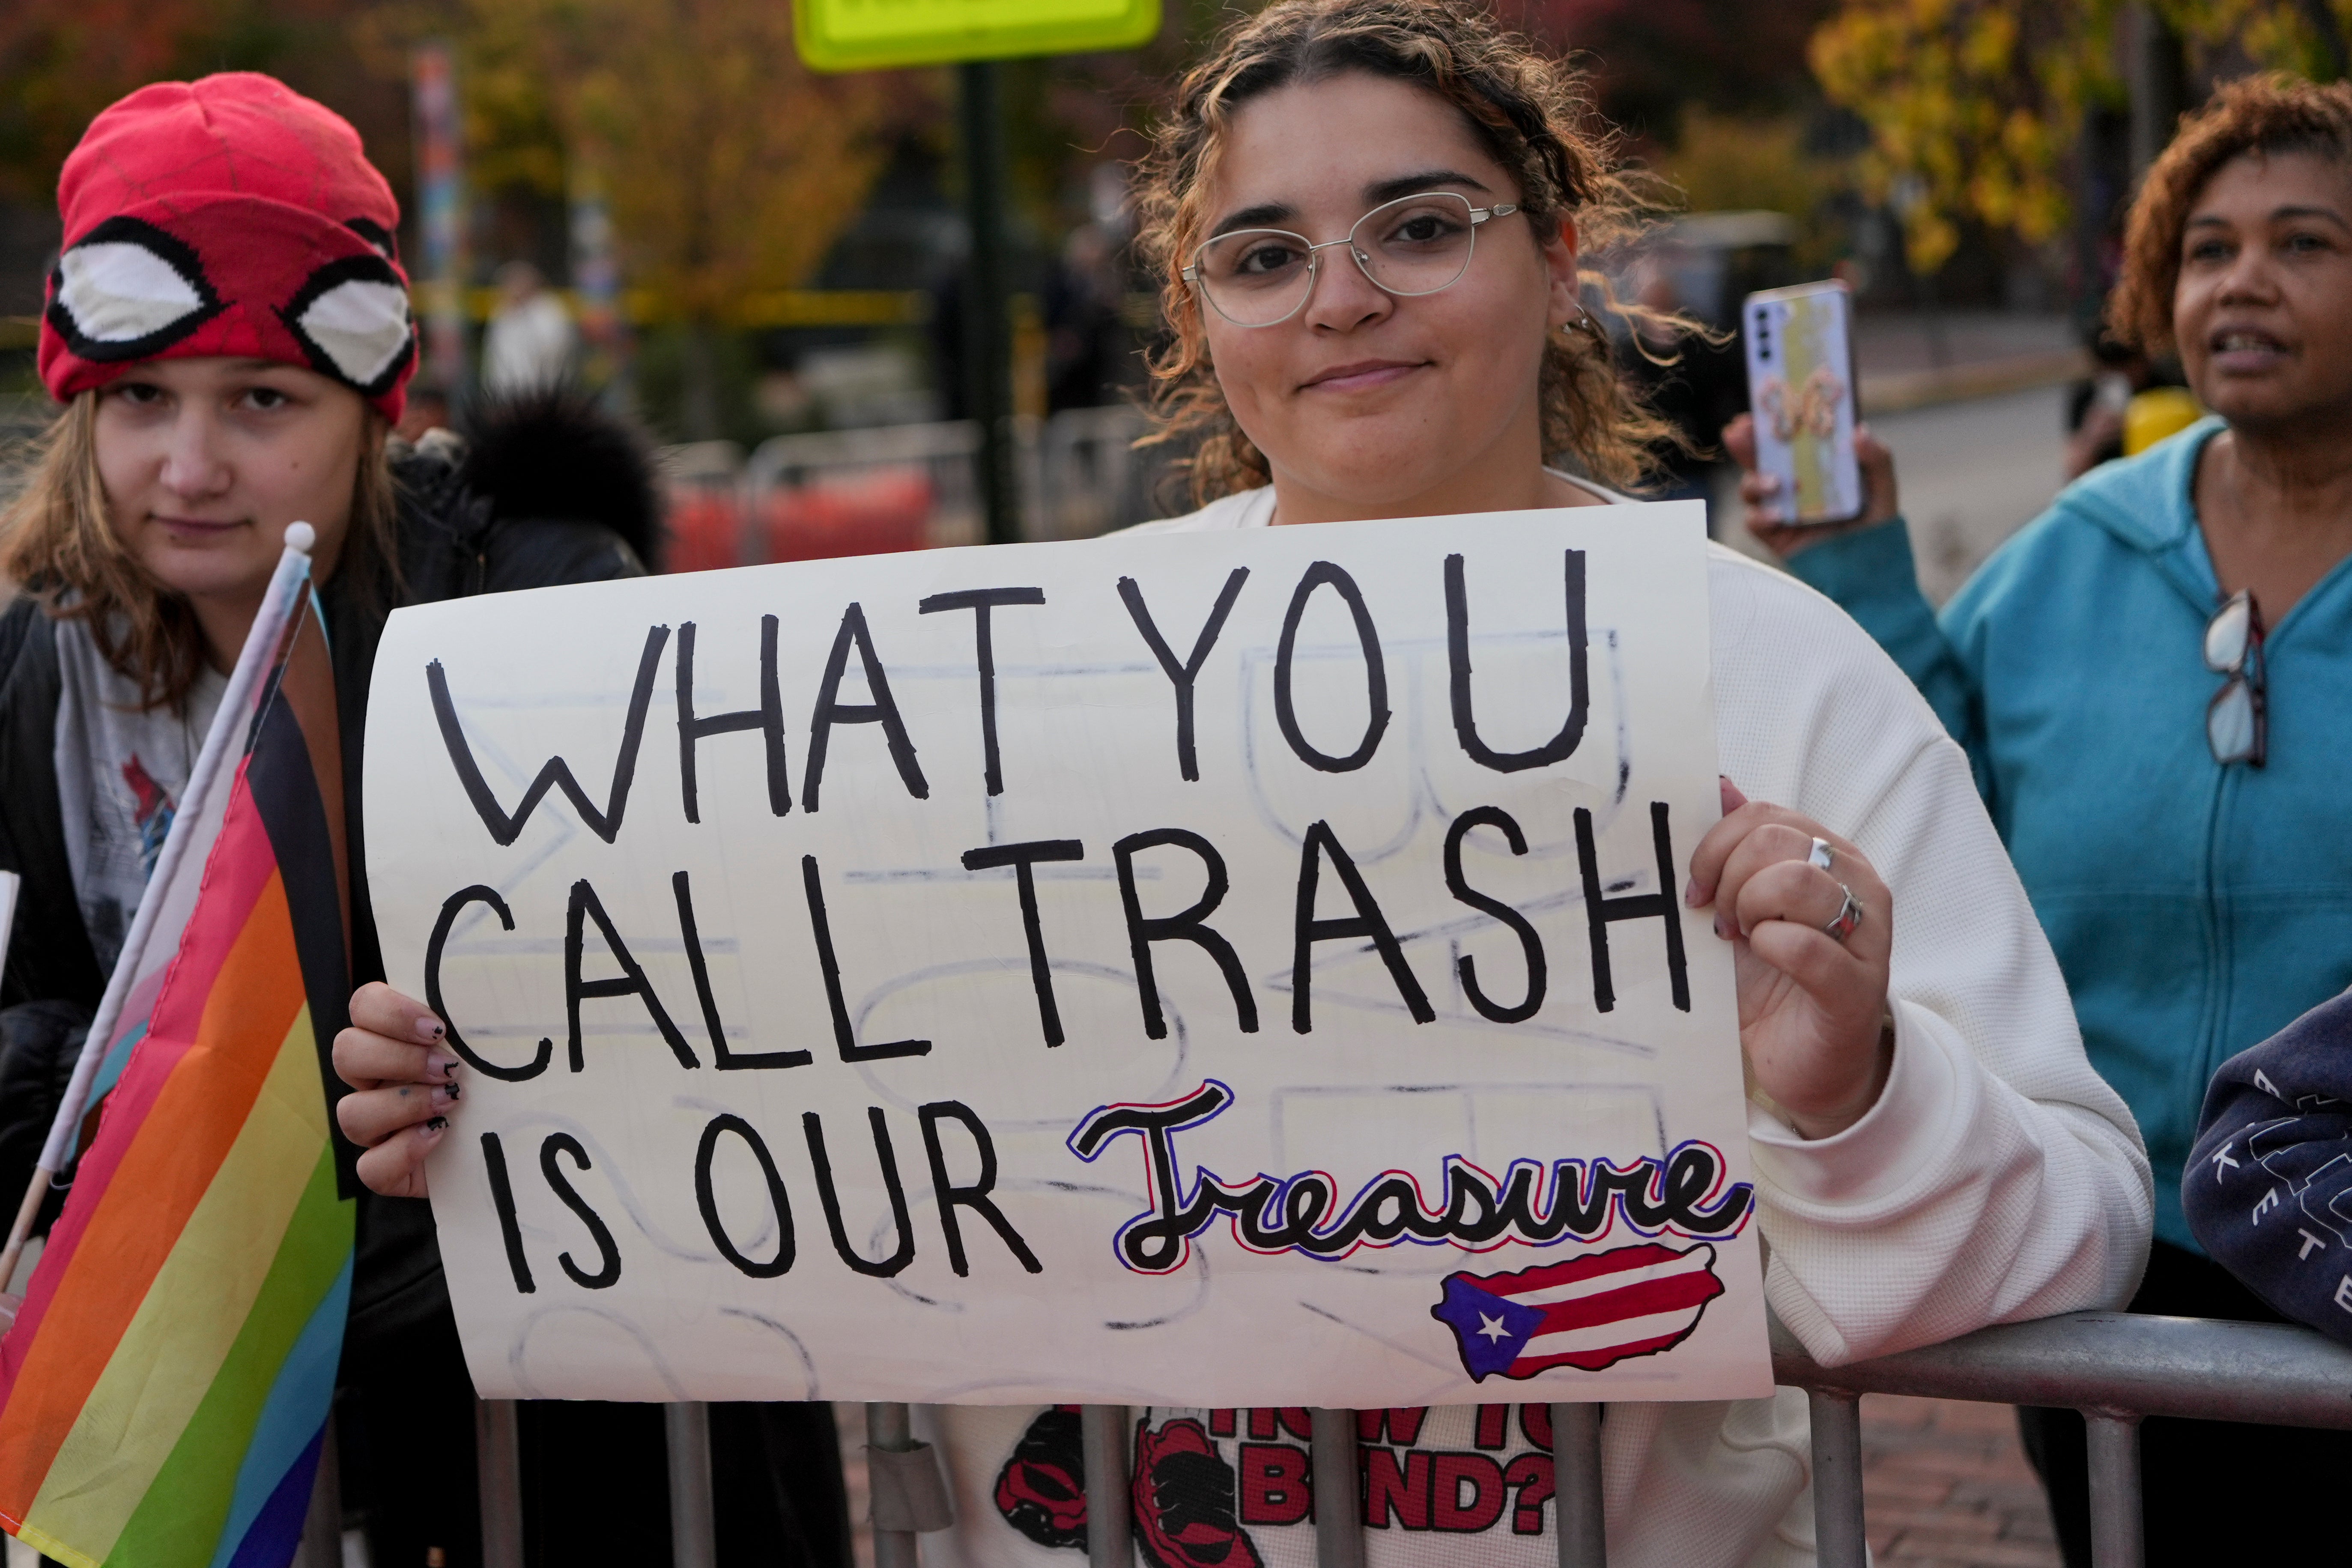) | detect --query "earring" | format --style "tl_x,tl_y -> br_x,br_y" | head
1558,305 -> 1602,339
